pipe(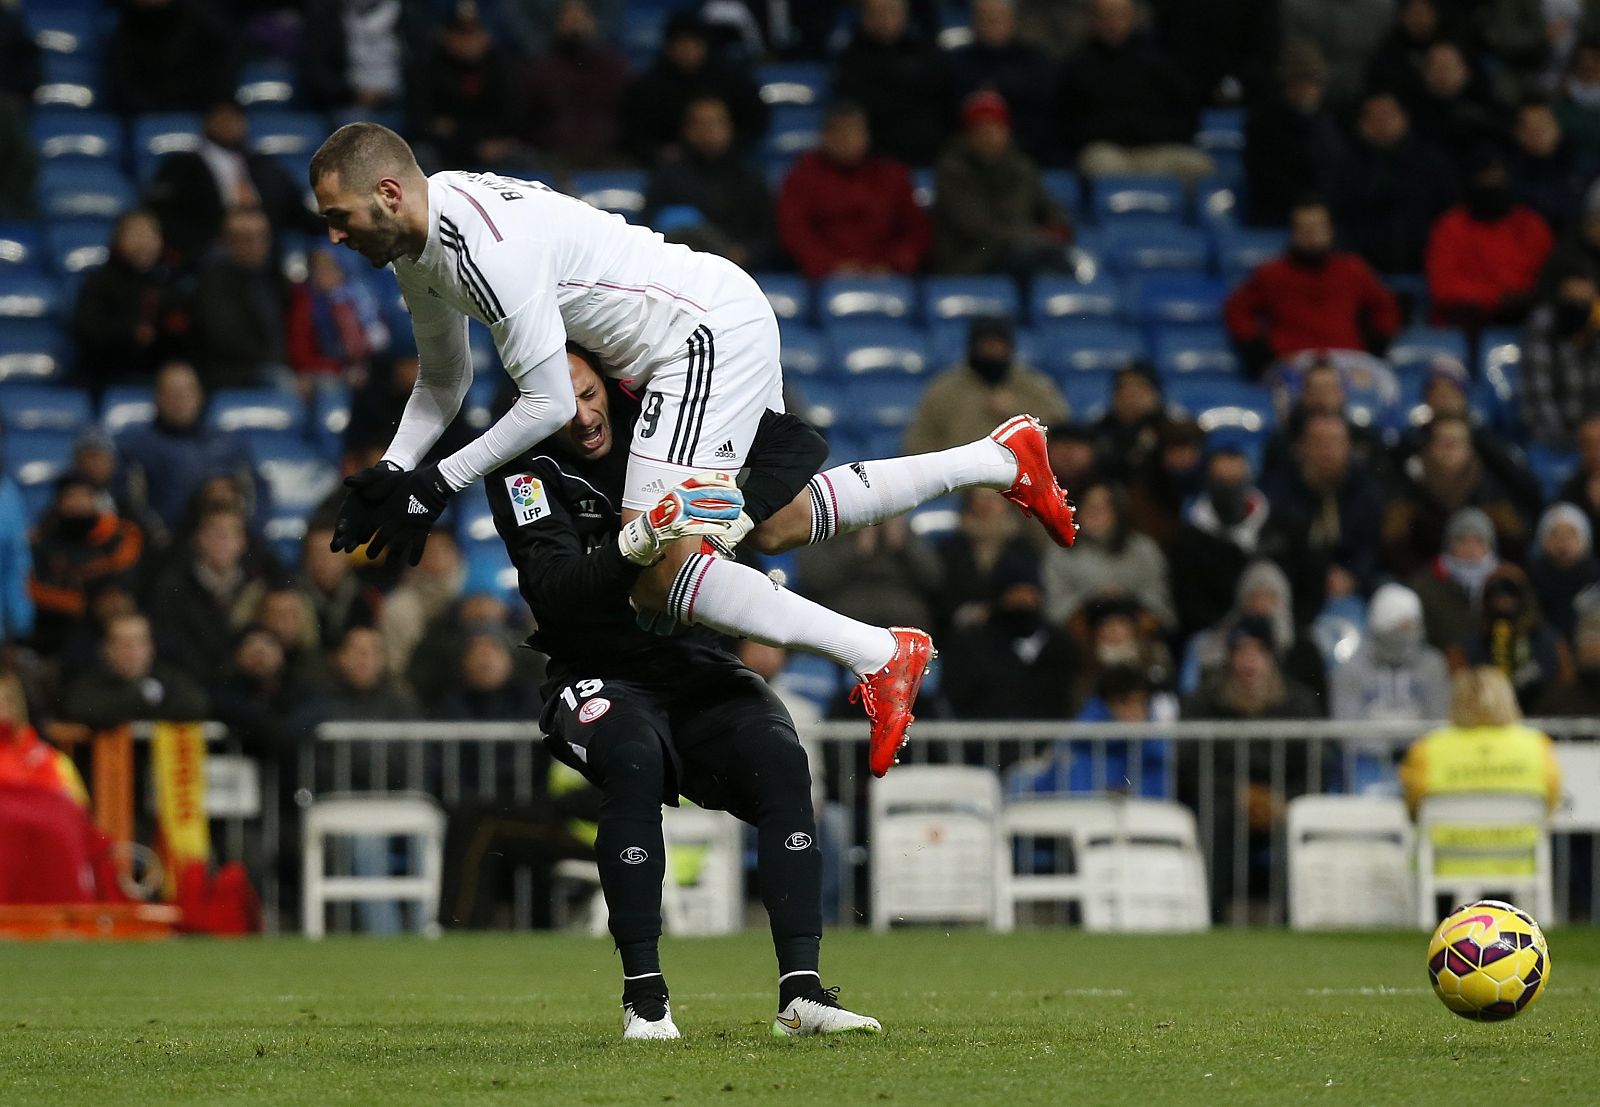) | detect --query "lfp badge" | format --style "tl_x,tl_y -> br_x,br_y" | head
505,473 -> 550,526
